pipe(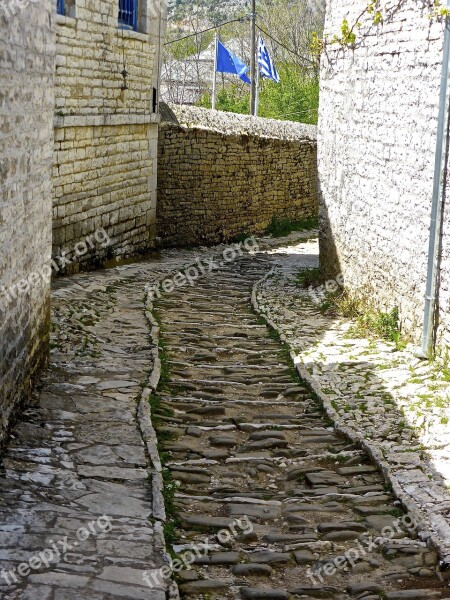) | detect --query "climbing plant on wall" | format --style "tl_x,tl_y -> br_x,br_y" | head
312,0 -> 450,56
